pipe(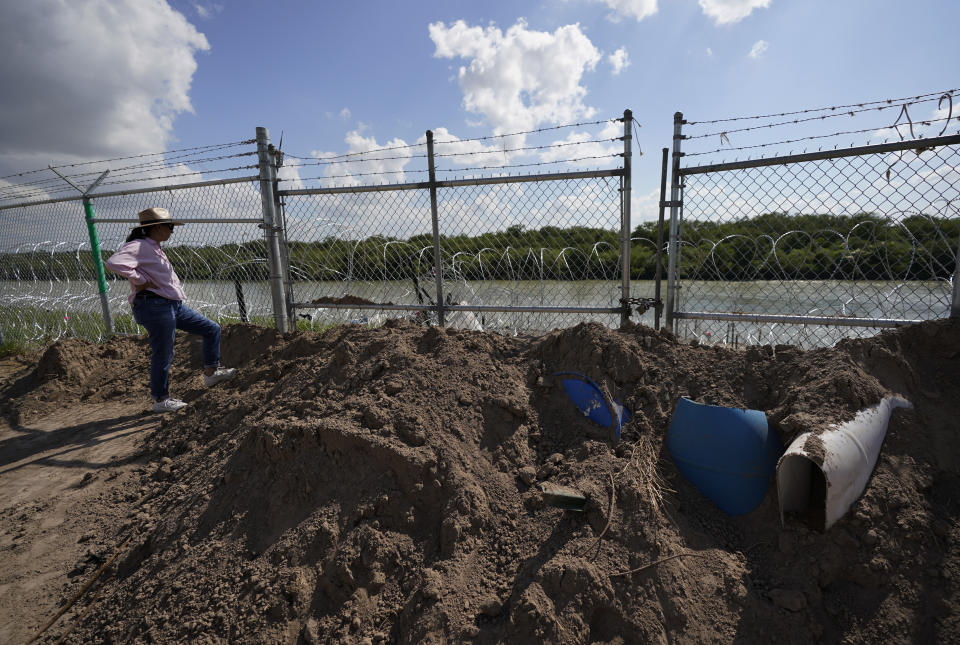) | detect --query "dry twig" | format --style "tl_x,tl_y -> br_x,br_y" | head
27,535 -> 132,644
52,577 -> 109,645
609,551 -> 707,578
587,474 -> 615,561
